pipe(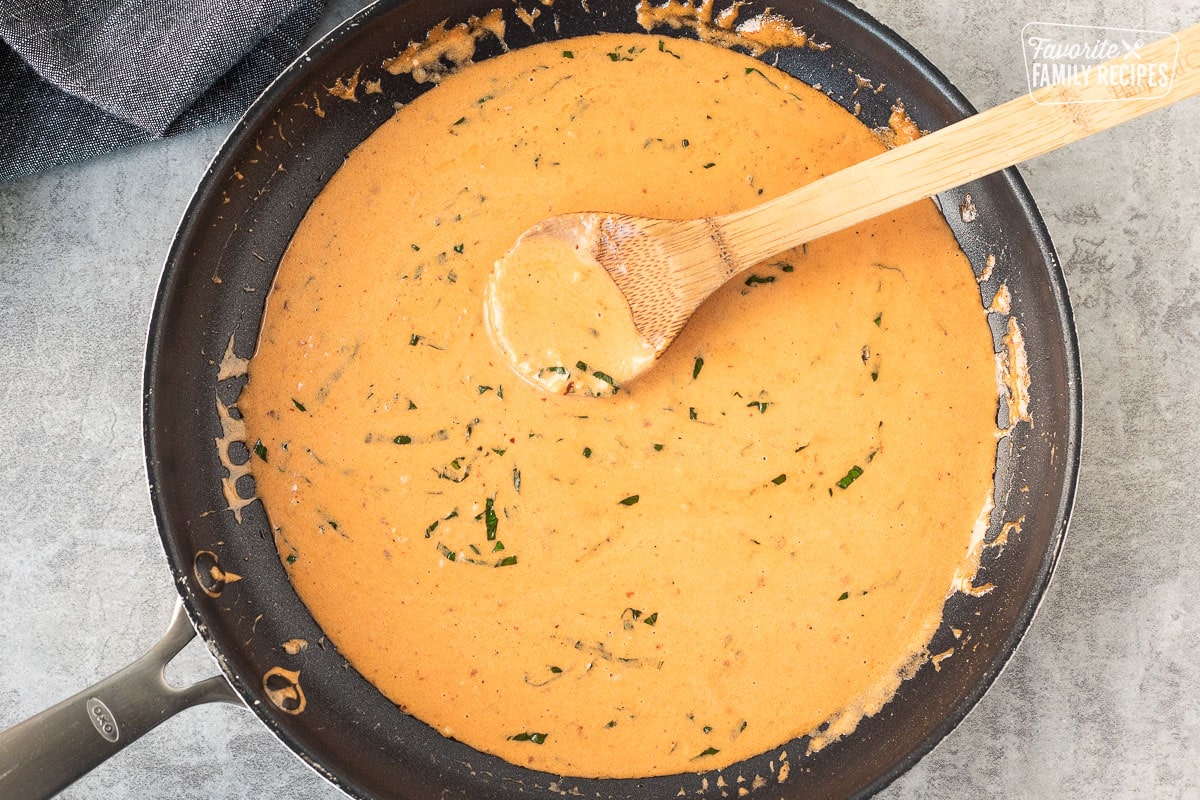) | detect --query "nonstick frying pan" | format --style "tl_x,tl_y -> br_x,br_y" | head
0,0 -> 1080,797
